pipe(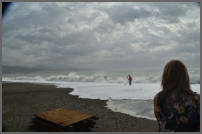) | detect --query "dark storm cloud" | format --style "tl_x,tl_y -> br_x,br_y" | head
2,2 -> 200,73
